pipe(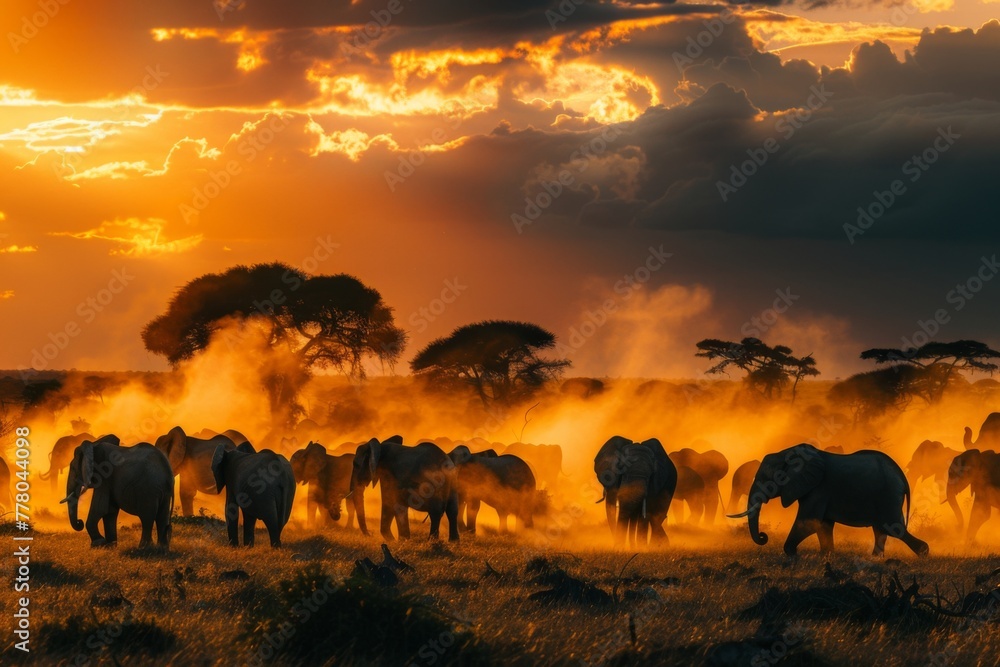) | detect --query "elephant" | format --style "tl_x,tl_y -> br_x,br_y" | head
40,432 -> 95,494
728,460 -> 761,515
594,436 -> 677,547
0,456 -> 12,512
289,442 -> 355,528
502,442 -> 563,491
946,450 -> 1000,543
448,445 -> 535,533
193,428 -> 251,446
907,440 -> 964,524
154,426 -> 244,516
964,413 -> 1000,451
669,448 -> 729,524
59,437 -> 174,549
212,444 -> 295,547
673,466 -> 705,524
351,436 -> 459,541
729,443 -> 929,556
